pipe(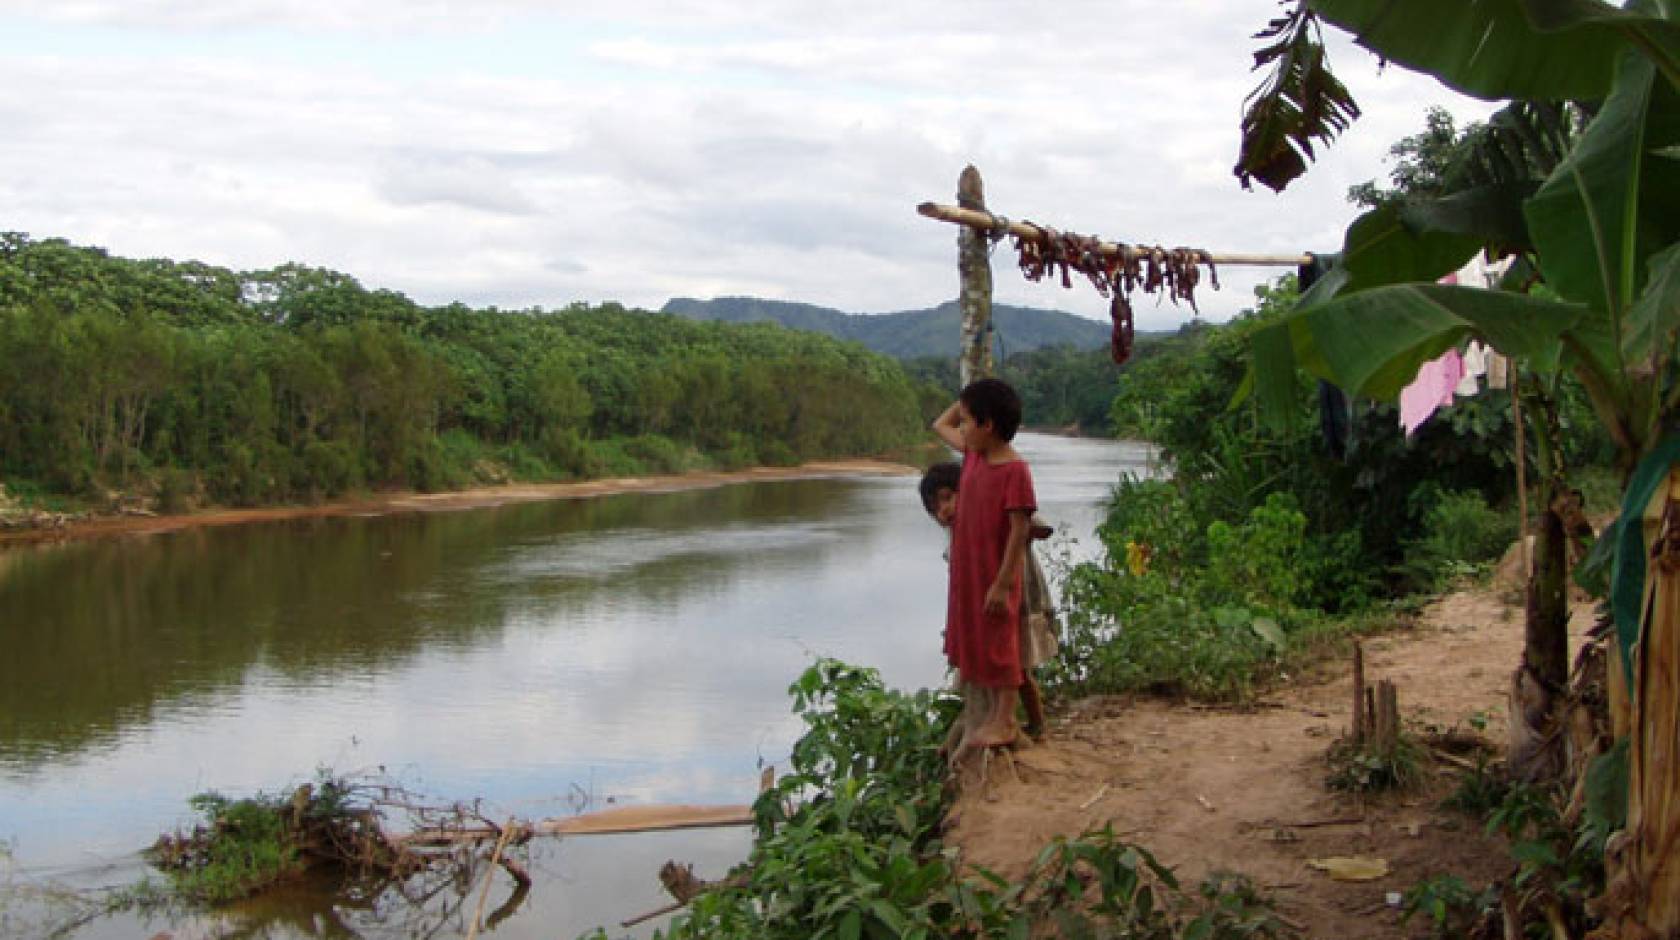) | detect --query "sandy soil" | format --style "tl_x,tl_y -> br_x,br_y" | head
946,578 -> 1593,938
0,459 -> 917,546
